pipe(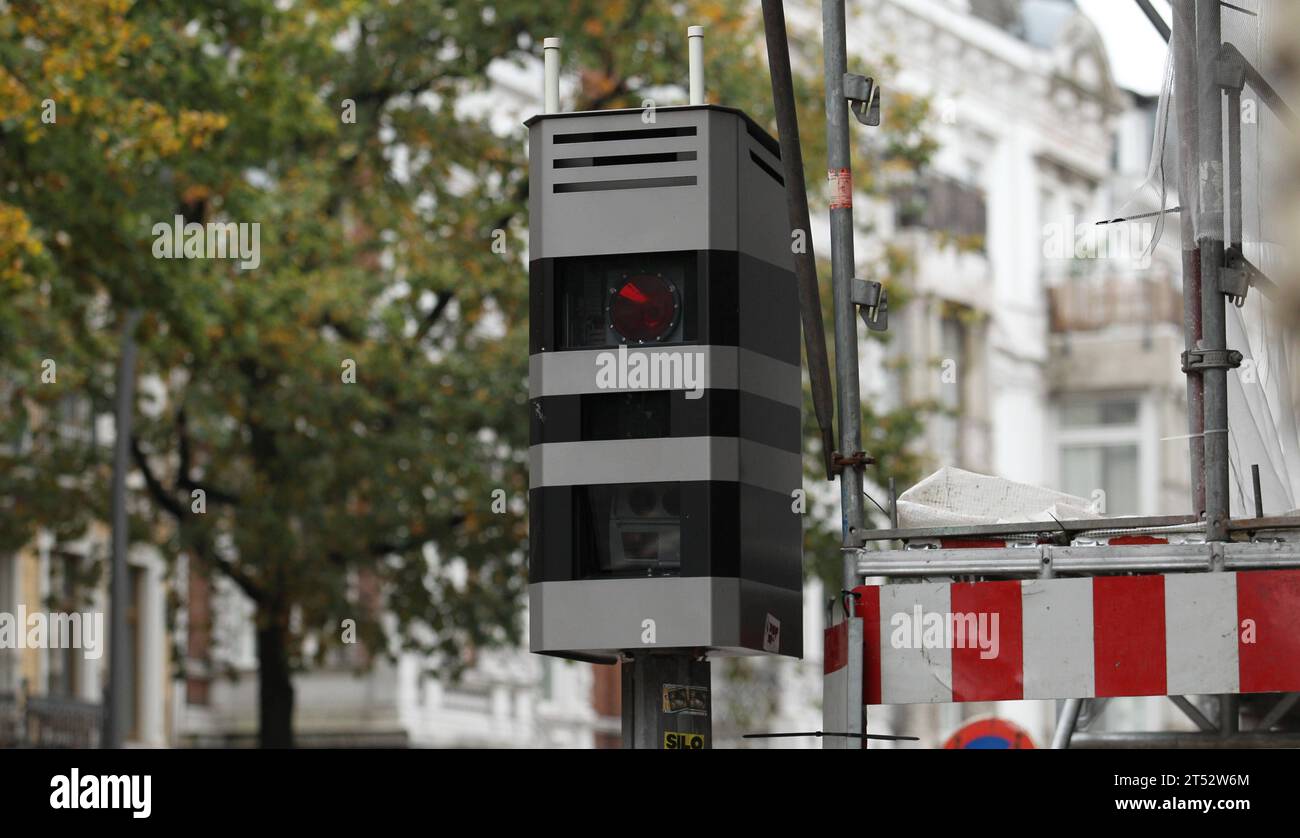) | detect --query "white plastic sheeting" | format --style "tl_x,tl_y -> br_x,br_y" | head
895,467 -> 1101,529
1118,0 -> 1299,517
1112,45 -> 1177,264
1222,0 -> 1298,515
1227,300 -> 1300,515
